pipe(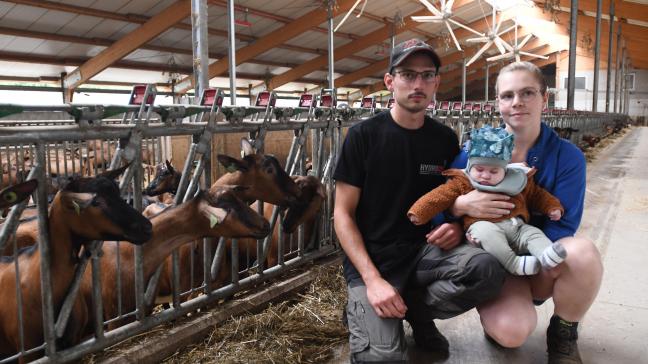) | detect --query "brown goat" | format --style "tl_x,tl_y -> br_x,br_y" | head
79,185 -> 270,332
0,180 -> 37,212
152,142 -> 301,300
0,168 -> 152,362
161,175 -> 325,299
